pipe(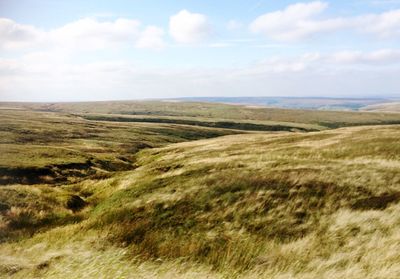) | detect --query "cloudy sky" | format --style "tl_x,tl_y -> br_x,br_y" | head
1,0 -> 400,101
